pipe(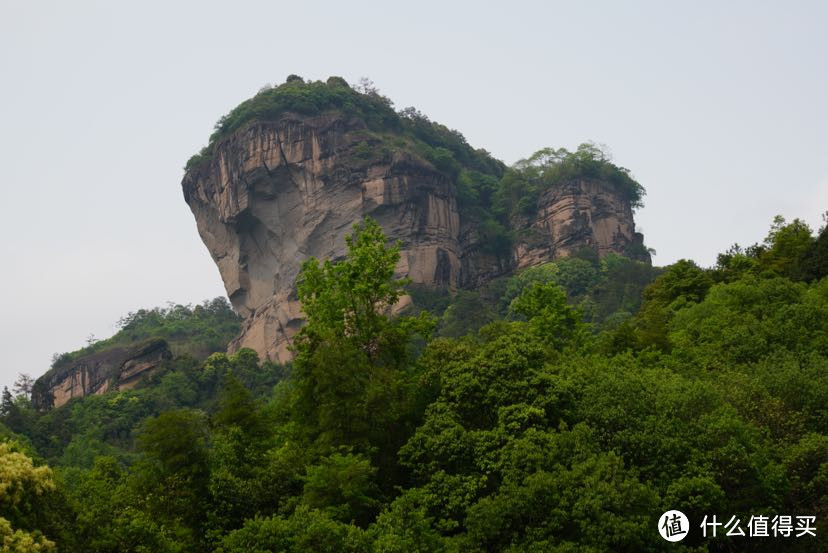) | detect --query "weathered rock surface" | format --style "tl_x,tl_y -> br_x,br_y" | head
32,339 -> 171,409
182,113 -> 648,362
512,178 -> 648,272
